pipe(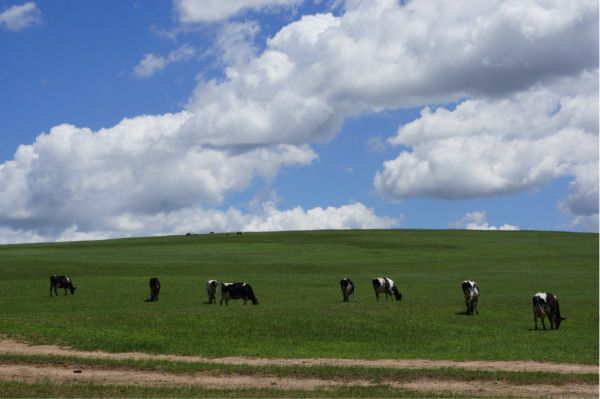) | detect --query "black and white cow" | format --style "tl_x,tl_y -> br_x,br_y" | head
533,292 -> 565,330
49,275 -> 76,296
220,282 -> 259,305
149,278 -> 160,301
340,278 -> 356,302
372,277 -> 402,302
206,279 -> 218,304
461,280 -> 480,315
